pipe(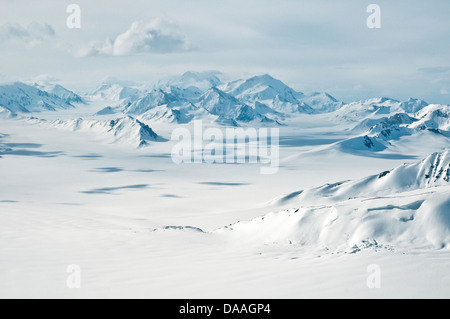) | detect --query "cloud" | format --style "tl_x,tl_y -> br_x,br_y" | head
417,67 -> 450,75
77,19 -> 191,57
0,22 -> 55,47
